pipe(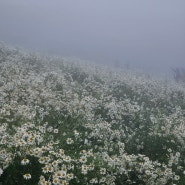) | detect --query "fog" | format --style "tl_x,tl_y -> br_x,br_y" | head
0,0 -> 185,74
